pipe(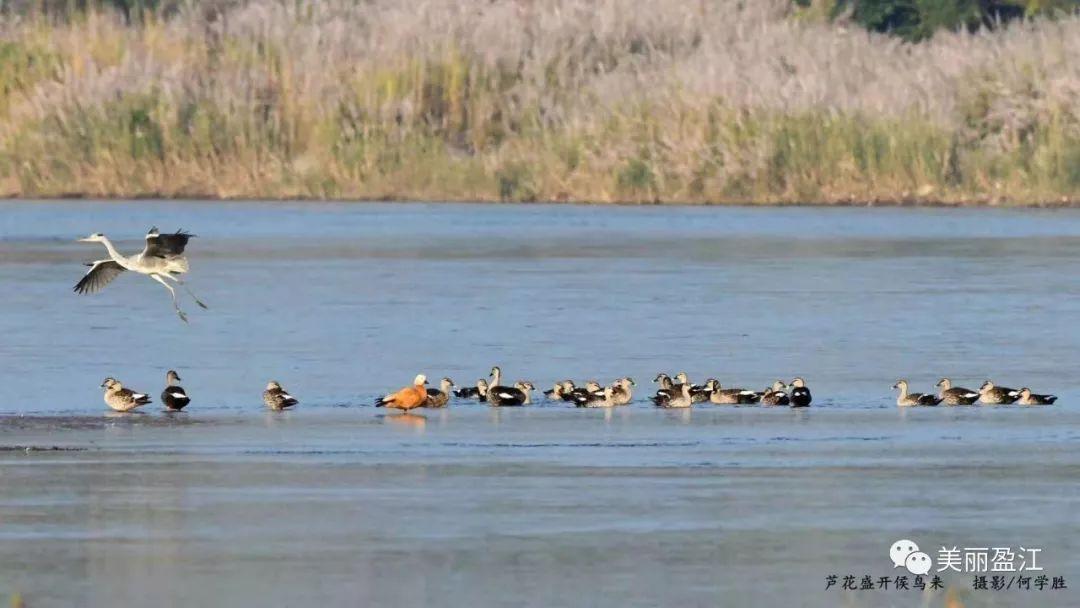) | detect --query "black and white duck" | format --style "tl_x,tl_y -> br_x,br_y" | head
703,379 -> 760,405
674,372 -> 709,403
653,373 -> 675,401
453,379 -> 488,401
161,370 -> 191,411
893,379 -> 941,406
978,380 -> 1020,405
567,381 -> 605,403
573,386 -> 615,408
935,378 -> 979,405
488,378 -> 535,407
651,383 -> 692,408
1017,388 -> 1057,405
789,377 -> 813,408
